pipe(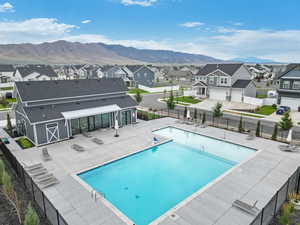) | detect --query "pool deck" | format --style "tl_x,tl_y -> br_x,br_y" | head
2,117 -> 300,225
